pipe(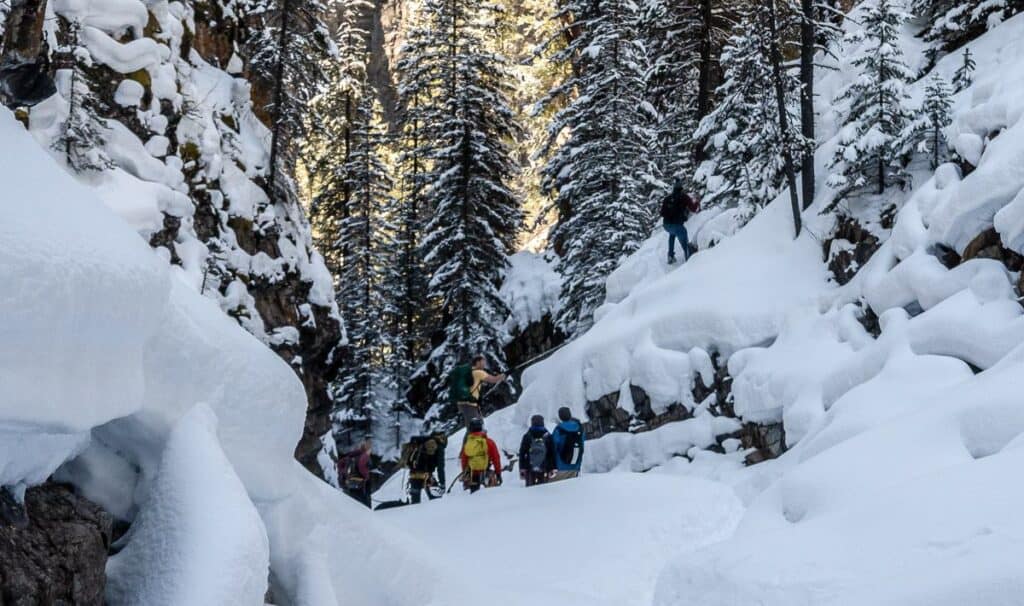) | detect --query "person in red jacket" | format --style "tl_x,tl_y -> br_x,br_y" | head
460,418 -> 502,493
